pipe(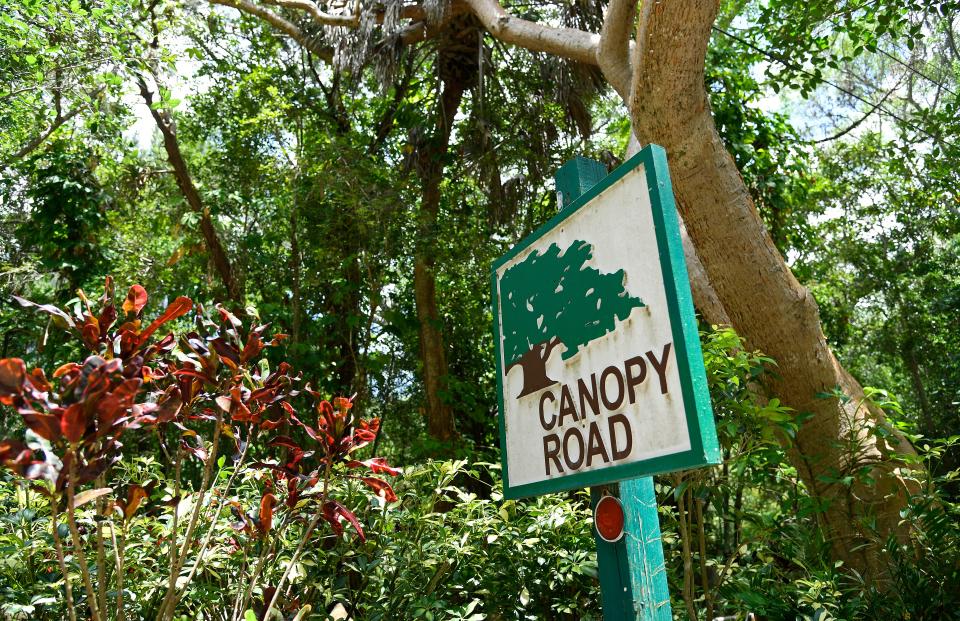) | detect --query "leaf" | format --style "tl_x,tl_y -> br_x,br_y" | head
291,605 -> 313,621
22,413 -> 61,442
122,285 -> 148,315
258,492 -> 277,535
289,411 -> 320,442
357,477 -> 398,503
0,358 -> 26,401
122,484 -> 148,520
71,487 -> 112,509
62,403 -> 88,444
322,500 -> 365,542
98,303 -> 117,334
53,362 -> 80,379
12,296 -> 76,329
346,457 -> 402,476
240,332 -> 264,364
139,296 -> 193,342
215,394 -> 233,413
